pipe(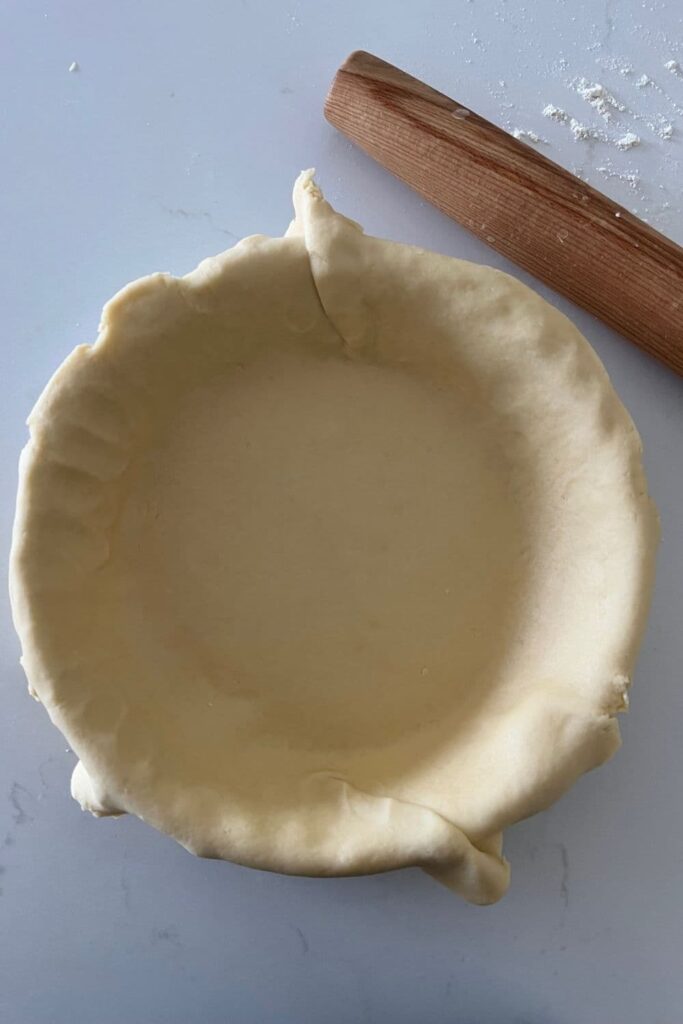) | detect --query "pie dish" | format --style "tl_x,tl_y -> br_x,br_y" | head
10,172 -> 658,903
